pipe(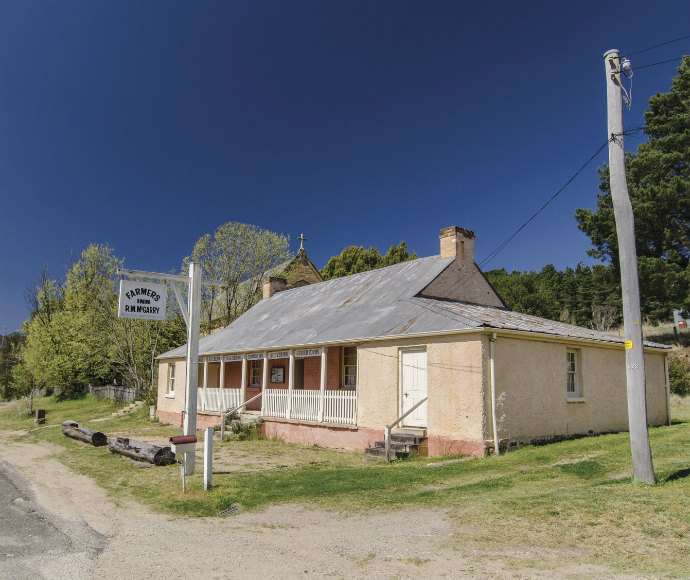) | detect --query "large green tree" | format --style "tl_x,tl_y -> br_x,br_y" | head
186,222 -> 292,330
0,332 -> 25,400
486,263 -> 621,329
575,56 -> 689,321
321,241 -> 417,280
21,244 -> 185,400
